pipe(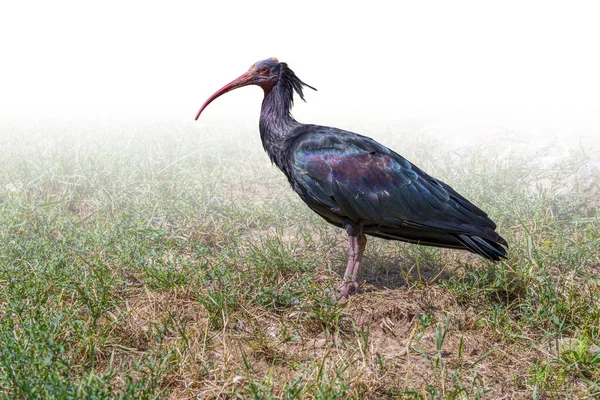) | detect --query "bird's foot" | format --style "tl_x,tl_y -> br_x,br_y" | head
336,281 -> 360,299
